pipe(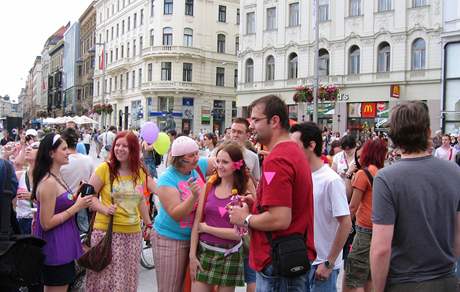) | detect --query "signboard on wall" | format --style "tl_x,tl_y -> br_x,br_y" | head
390,85 -> 400,98
348,103 -> 362,118
201,106 -> 210,124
